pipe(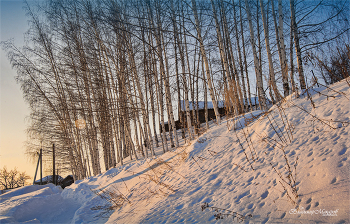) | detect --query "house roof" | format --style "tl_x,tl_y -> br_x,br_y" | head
180,100 -> 225,111
179,97 -> 263,111
34,175 -> 63,184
